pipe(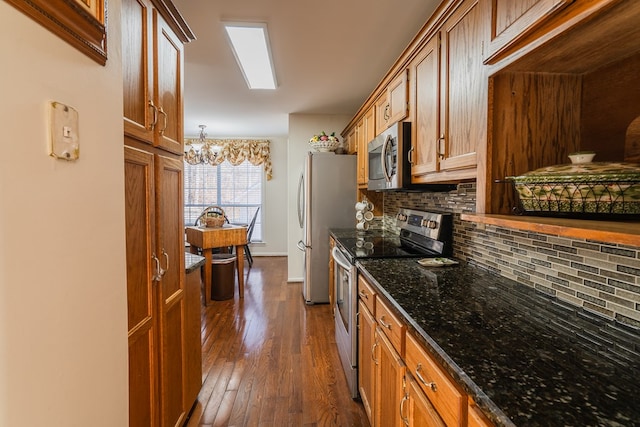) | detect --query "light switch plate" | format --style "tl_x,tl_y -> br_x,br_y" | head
49,101 -> 79,161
